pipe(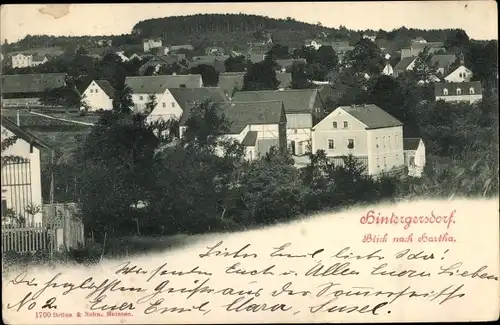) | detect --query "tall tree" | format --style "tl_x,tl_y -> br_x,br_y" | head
290,61 -> 313,89
112,84 -> 134,114
224,55 -> 250,72
266,44 -> 290,60
315,45 -> 338,71
242,58 -> 279,91
346,38 -> 385,75
188,64 -> 219,86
